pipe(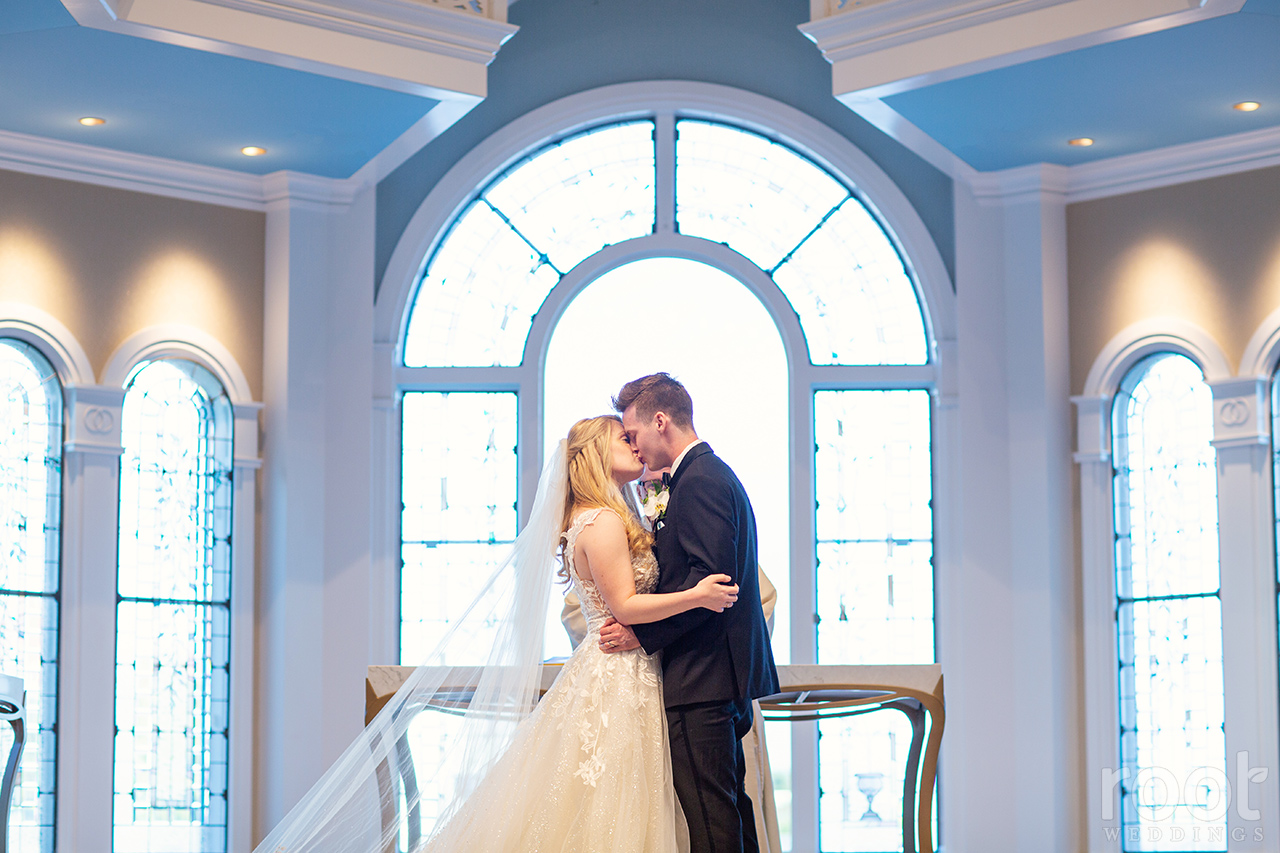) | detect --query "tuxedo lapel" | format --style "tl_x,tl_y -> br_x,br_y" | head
666,442 -> 714,493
